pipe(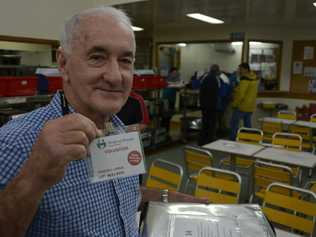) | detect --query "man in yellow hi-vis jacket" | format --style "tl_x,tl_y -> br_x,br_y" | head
229,63 -> 258,140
